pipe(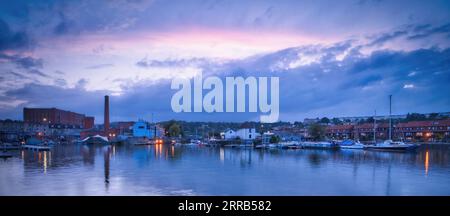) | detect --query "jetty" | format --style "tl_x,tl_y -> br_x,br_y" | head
22,145 -> 51,151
